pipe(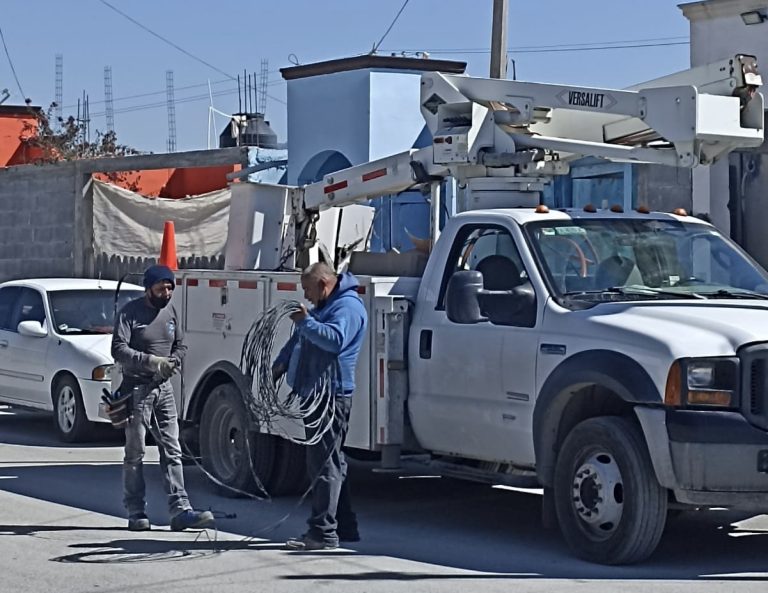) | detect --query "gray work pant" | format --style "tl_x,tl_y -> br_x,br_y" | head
123,381 -> 191,518
306,396 -> 357,545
